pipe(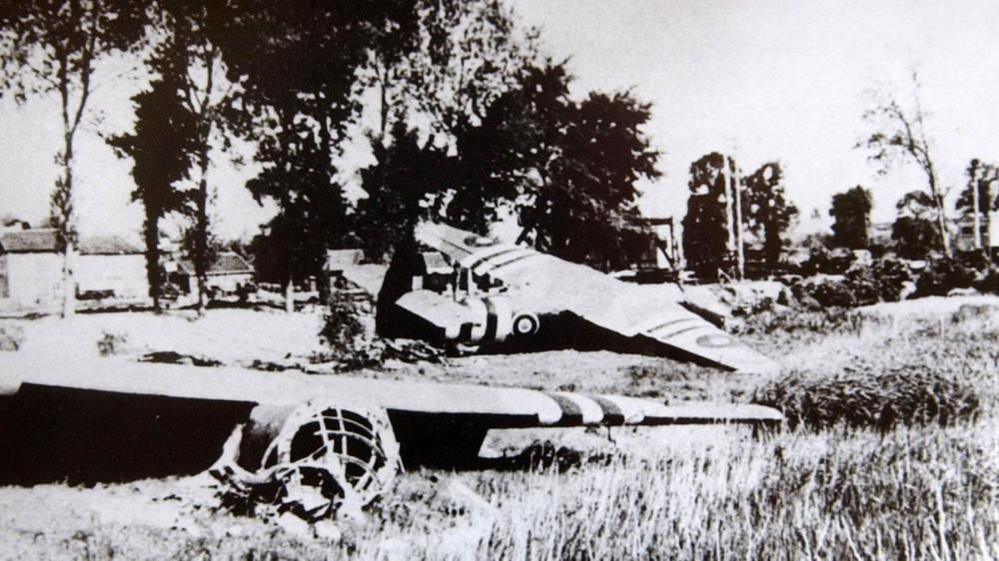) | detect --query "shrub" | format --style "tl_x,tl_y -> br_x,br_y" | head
0,324 -> 24,351
752,365 -> 980,430
320,291 -> 367,357
802,278 -> 856,308
869,258 -> 912,301
843,267 -> 878,306
974,266 -> 999,295
914,256 -> 975,297
97,331 -> 129,356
